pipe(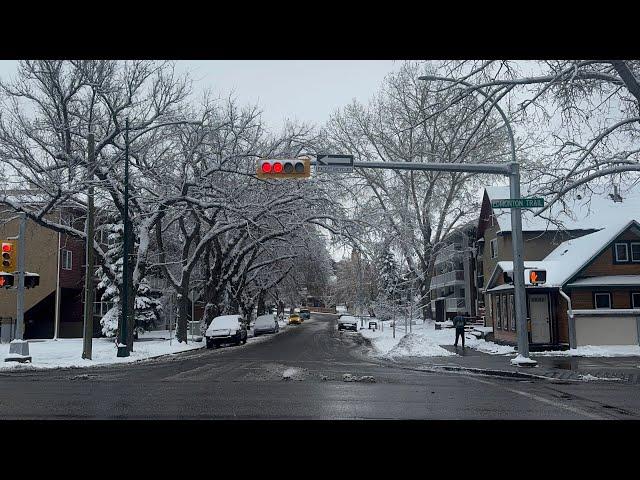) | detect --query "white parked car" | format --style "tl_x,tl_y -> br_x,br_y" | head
253,314 -> 280,336
205,315 -> 247,348
337,315 -> 359,332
